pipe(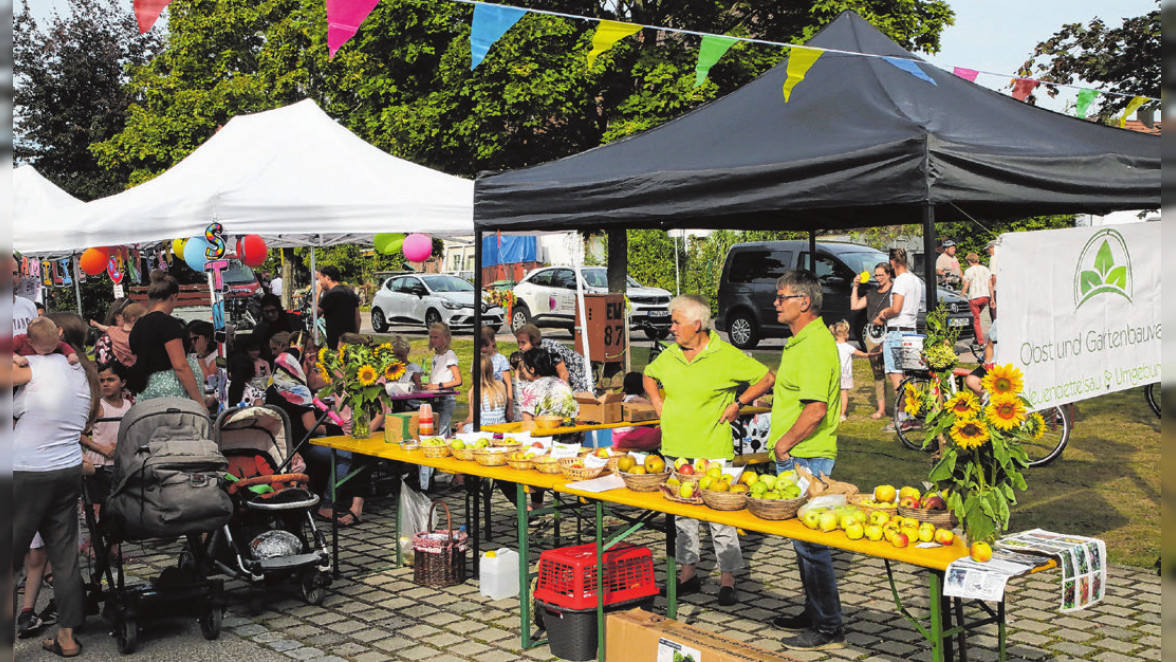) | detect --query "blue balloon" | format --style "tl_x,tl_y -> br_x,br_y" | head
184,236 -> 212,272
